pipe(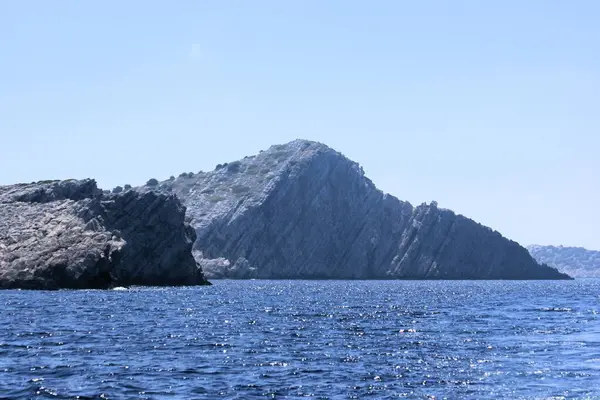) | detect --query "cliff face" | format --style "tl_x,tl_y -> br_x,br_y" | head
0,179 -> 209,289
142,140 -> 570,280
528,245 -> 600,277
